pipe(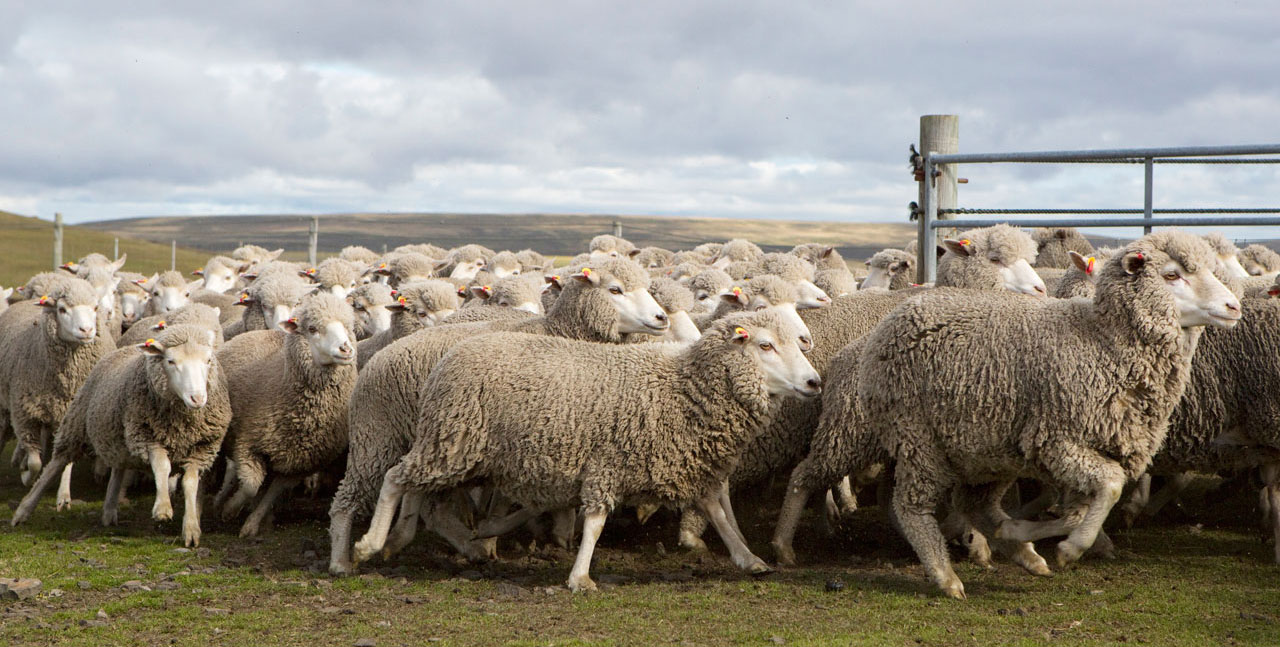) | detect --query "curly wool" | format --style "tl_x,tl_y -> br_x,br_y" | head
1050,247 -> 1118,299
340,246 -> 381,265
694,275 -> 798,329
1033,228 -> 1094,268
515,249 -> 548,272
1238,244 -> 1280,276
389,313 -> 789,516
864,249 -> 916,290
589,234 -> 636,257
219,293 -> 357,481
791,244 -> 846,271
635,247 -> 676,269
685,269 -> 734,313
223,264 -> 314,339
714,239 -> 764,266
356,280 -> 461,369
309,258 -> 364,293
118,303 -> 225,349
488,251 -> 521,277
937,224 -> 1038,289
0,279 -> 117,466
377,253 -> 437,286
